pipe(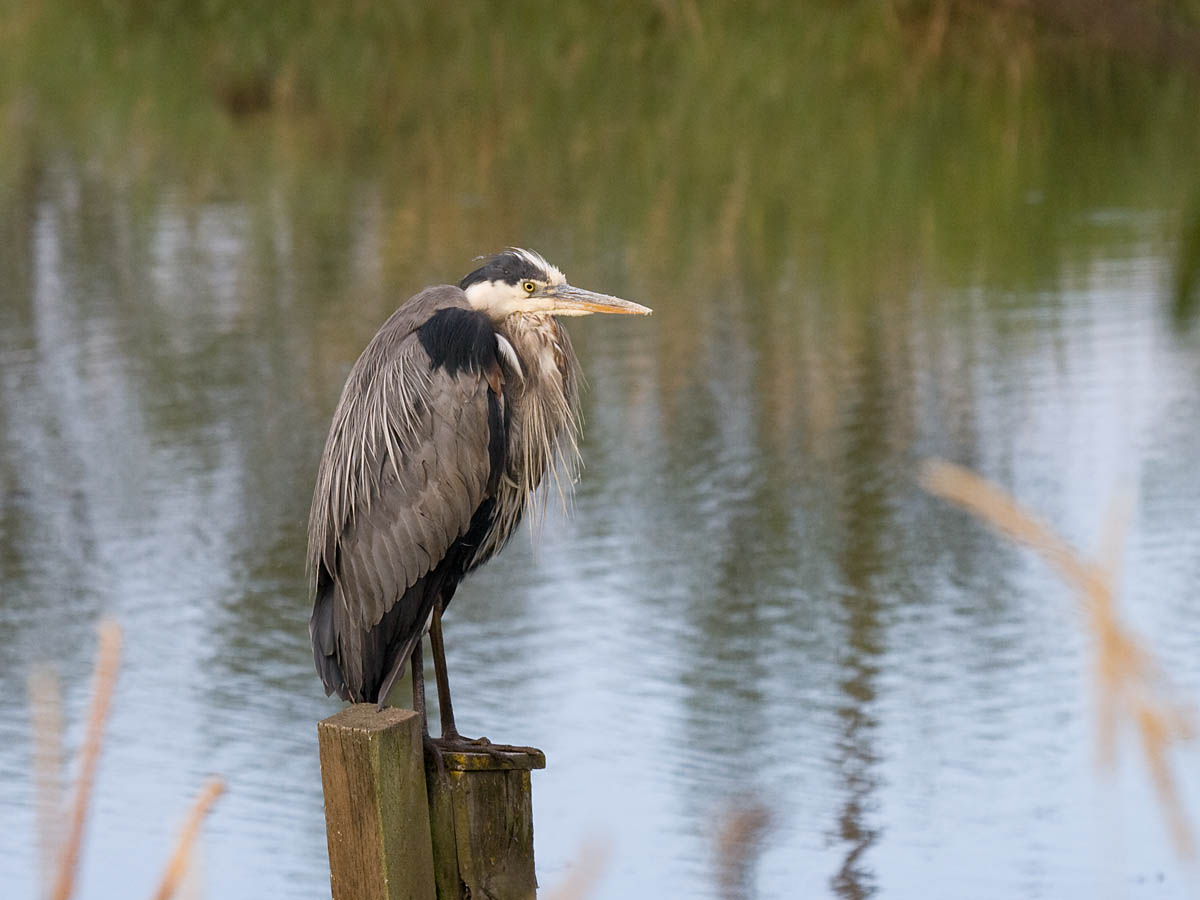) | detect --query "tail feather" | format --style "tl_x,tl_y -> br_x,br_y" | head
310,569 -> 438,705
310,572 -> 348,700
